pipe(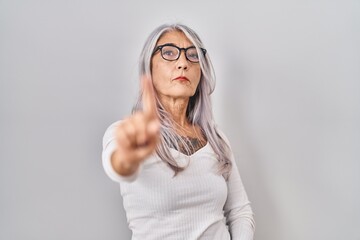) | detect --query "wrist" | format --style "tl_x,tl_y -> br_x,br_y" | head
119,159 -> 139,176
111,151 -> 139,176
